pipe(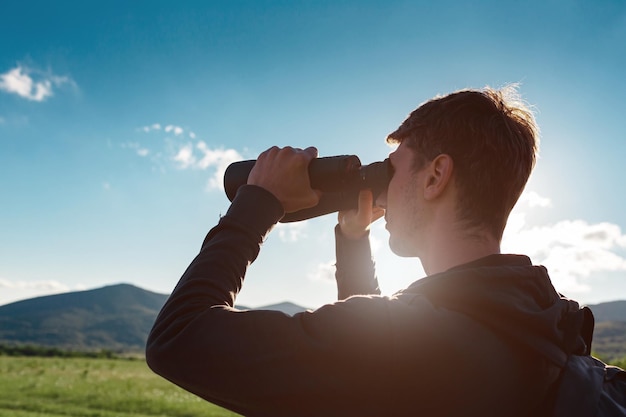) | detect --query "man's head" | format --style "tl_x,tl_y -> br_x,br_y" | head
386,85 -> 539,242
